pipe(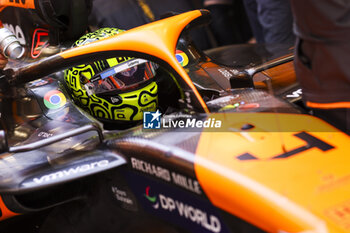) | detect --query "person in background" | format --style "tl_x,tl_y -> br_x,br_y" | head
289,0 -> 350,134
88,0 -> 214,50
243,0 -> 295,45
203,0 -> 252,46
89,0 -> 253,50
